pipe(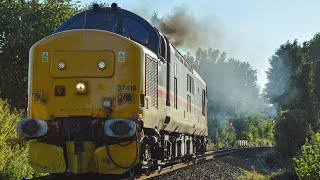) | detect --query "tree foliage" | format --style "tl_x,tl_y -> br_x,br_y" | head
0,0 -> 80,178
150,13 -> 273,148
0,0 -> 80,109
192,48 -> 263,120
0,99 -> 36,179
208,114 -> 274,148
264,34 -> 320,160
275,110 -> 310,159
293,132 -> 320,180
183,47 -> 274,148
